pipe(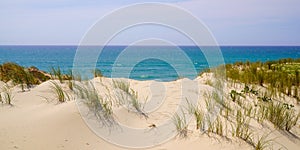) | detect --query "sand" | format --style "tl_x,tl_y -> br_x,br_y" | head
0,74 -> 299,150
